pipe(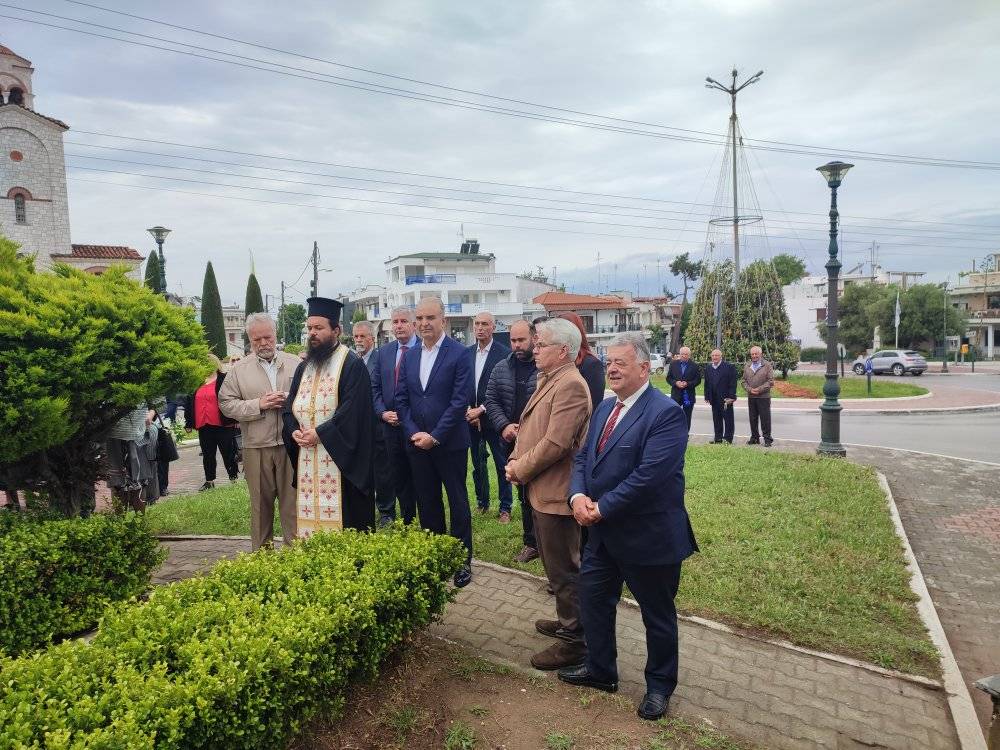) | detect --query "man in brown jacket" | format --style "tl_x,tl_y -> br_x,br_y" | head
506,318 -> 593,671
219,313 -> 302,549
742,345 -> 774,447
